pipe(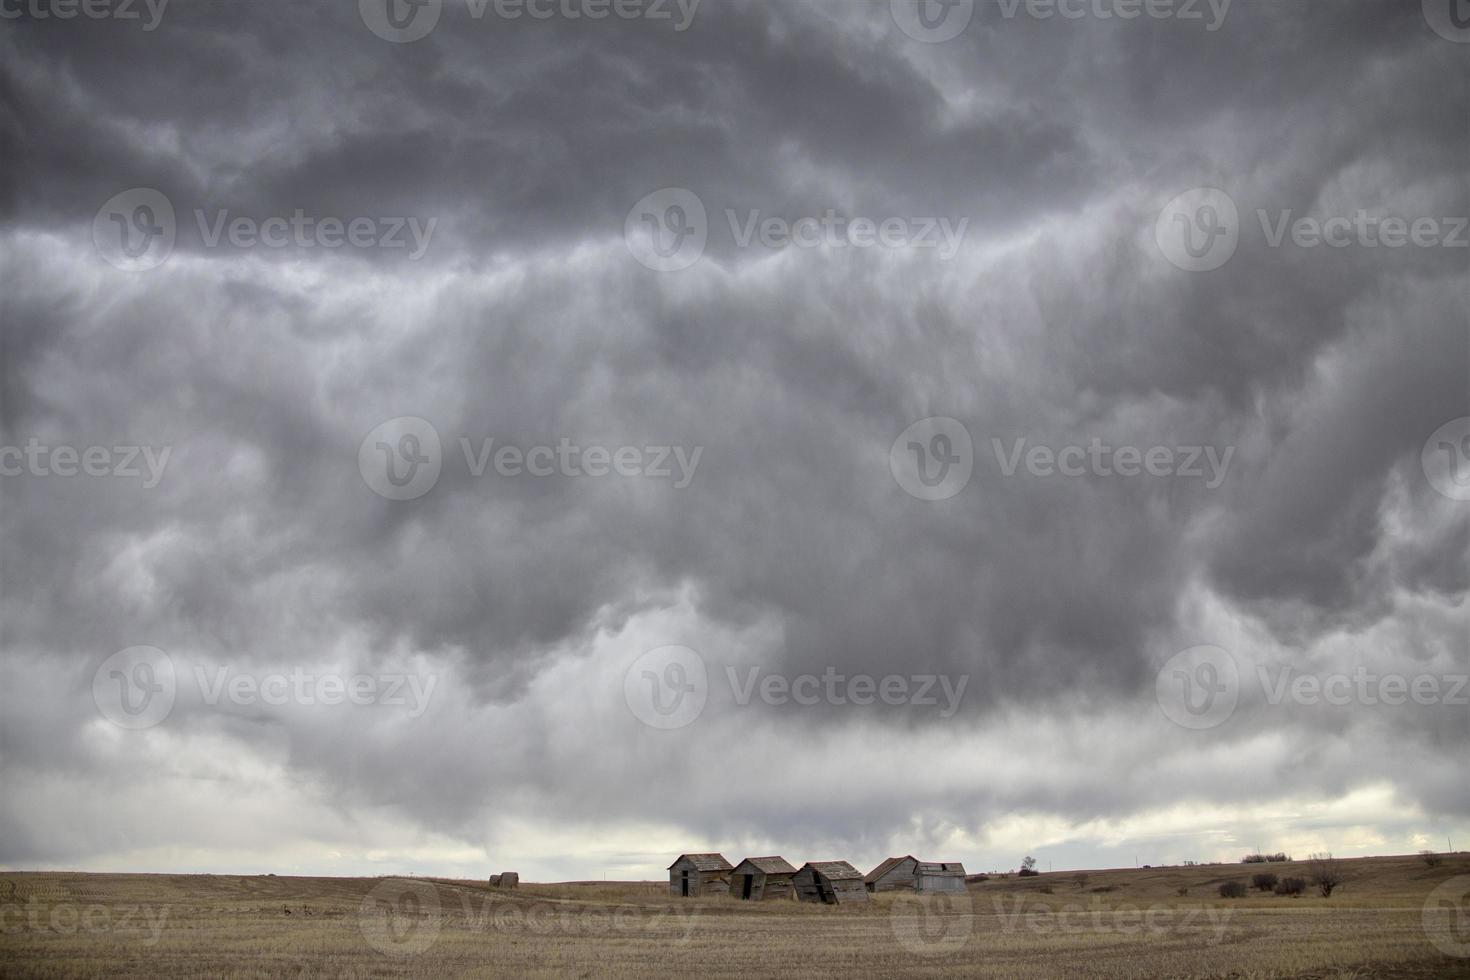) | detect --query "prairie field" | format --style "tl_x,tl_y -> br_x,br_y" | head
2,853 -> 1469,978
